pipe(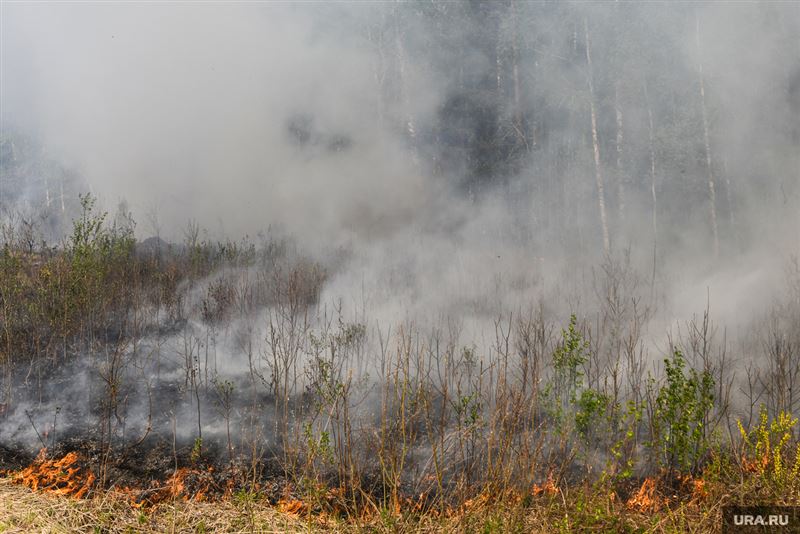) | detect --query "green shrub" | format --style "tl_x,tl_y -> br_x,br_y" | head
575,388 -> 610,439
552,314 -> 589,409
648,349 -> 714,473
